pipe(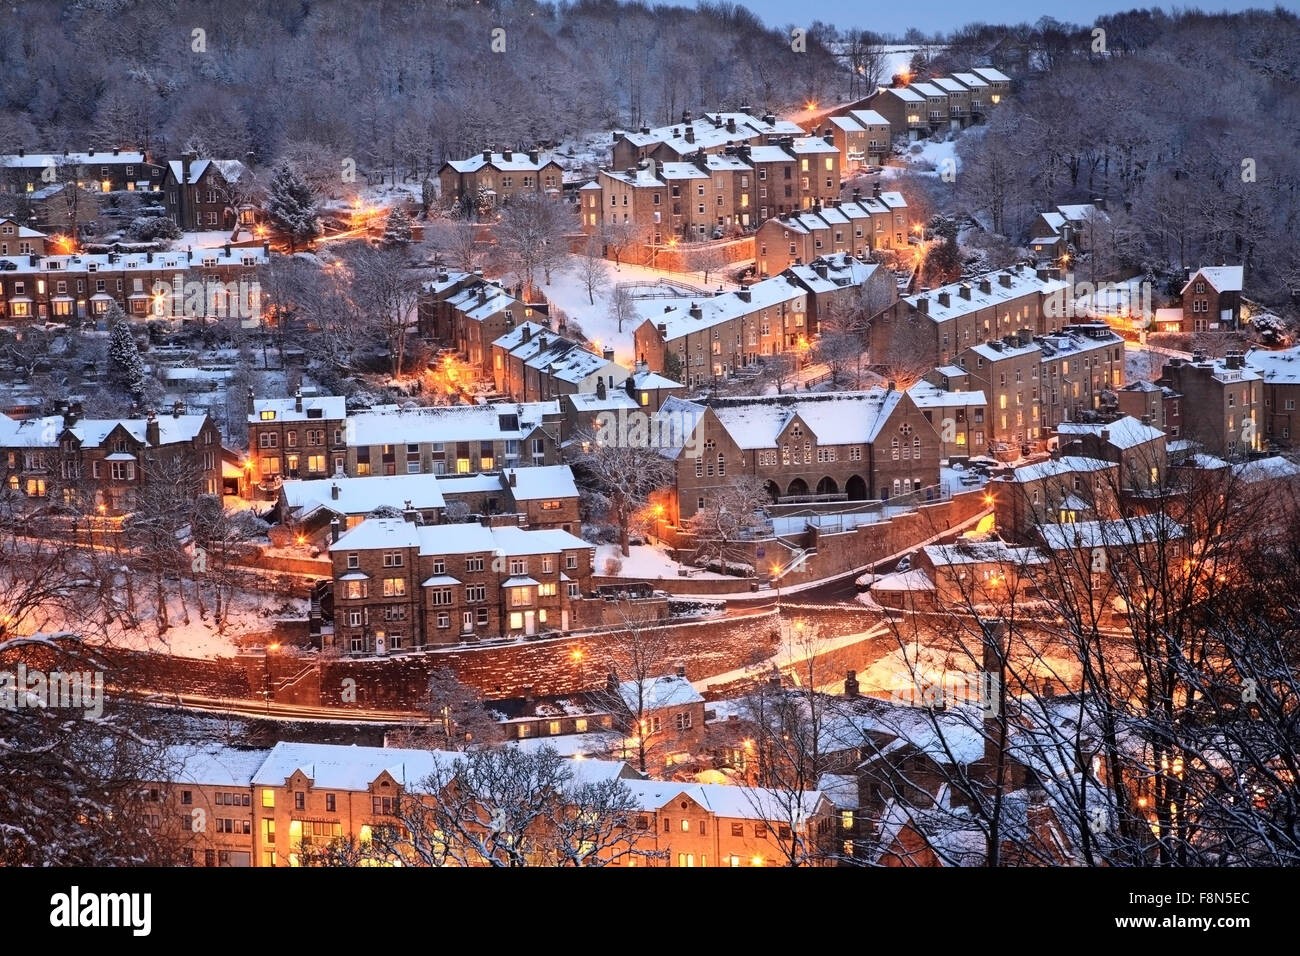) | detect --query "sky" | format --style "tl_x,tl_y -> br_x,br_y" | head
734,0 -> 1283,37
